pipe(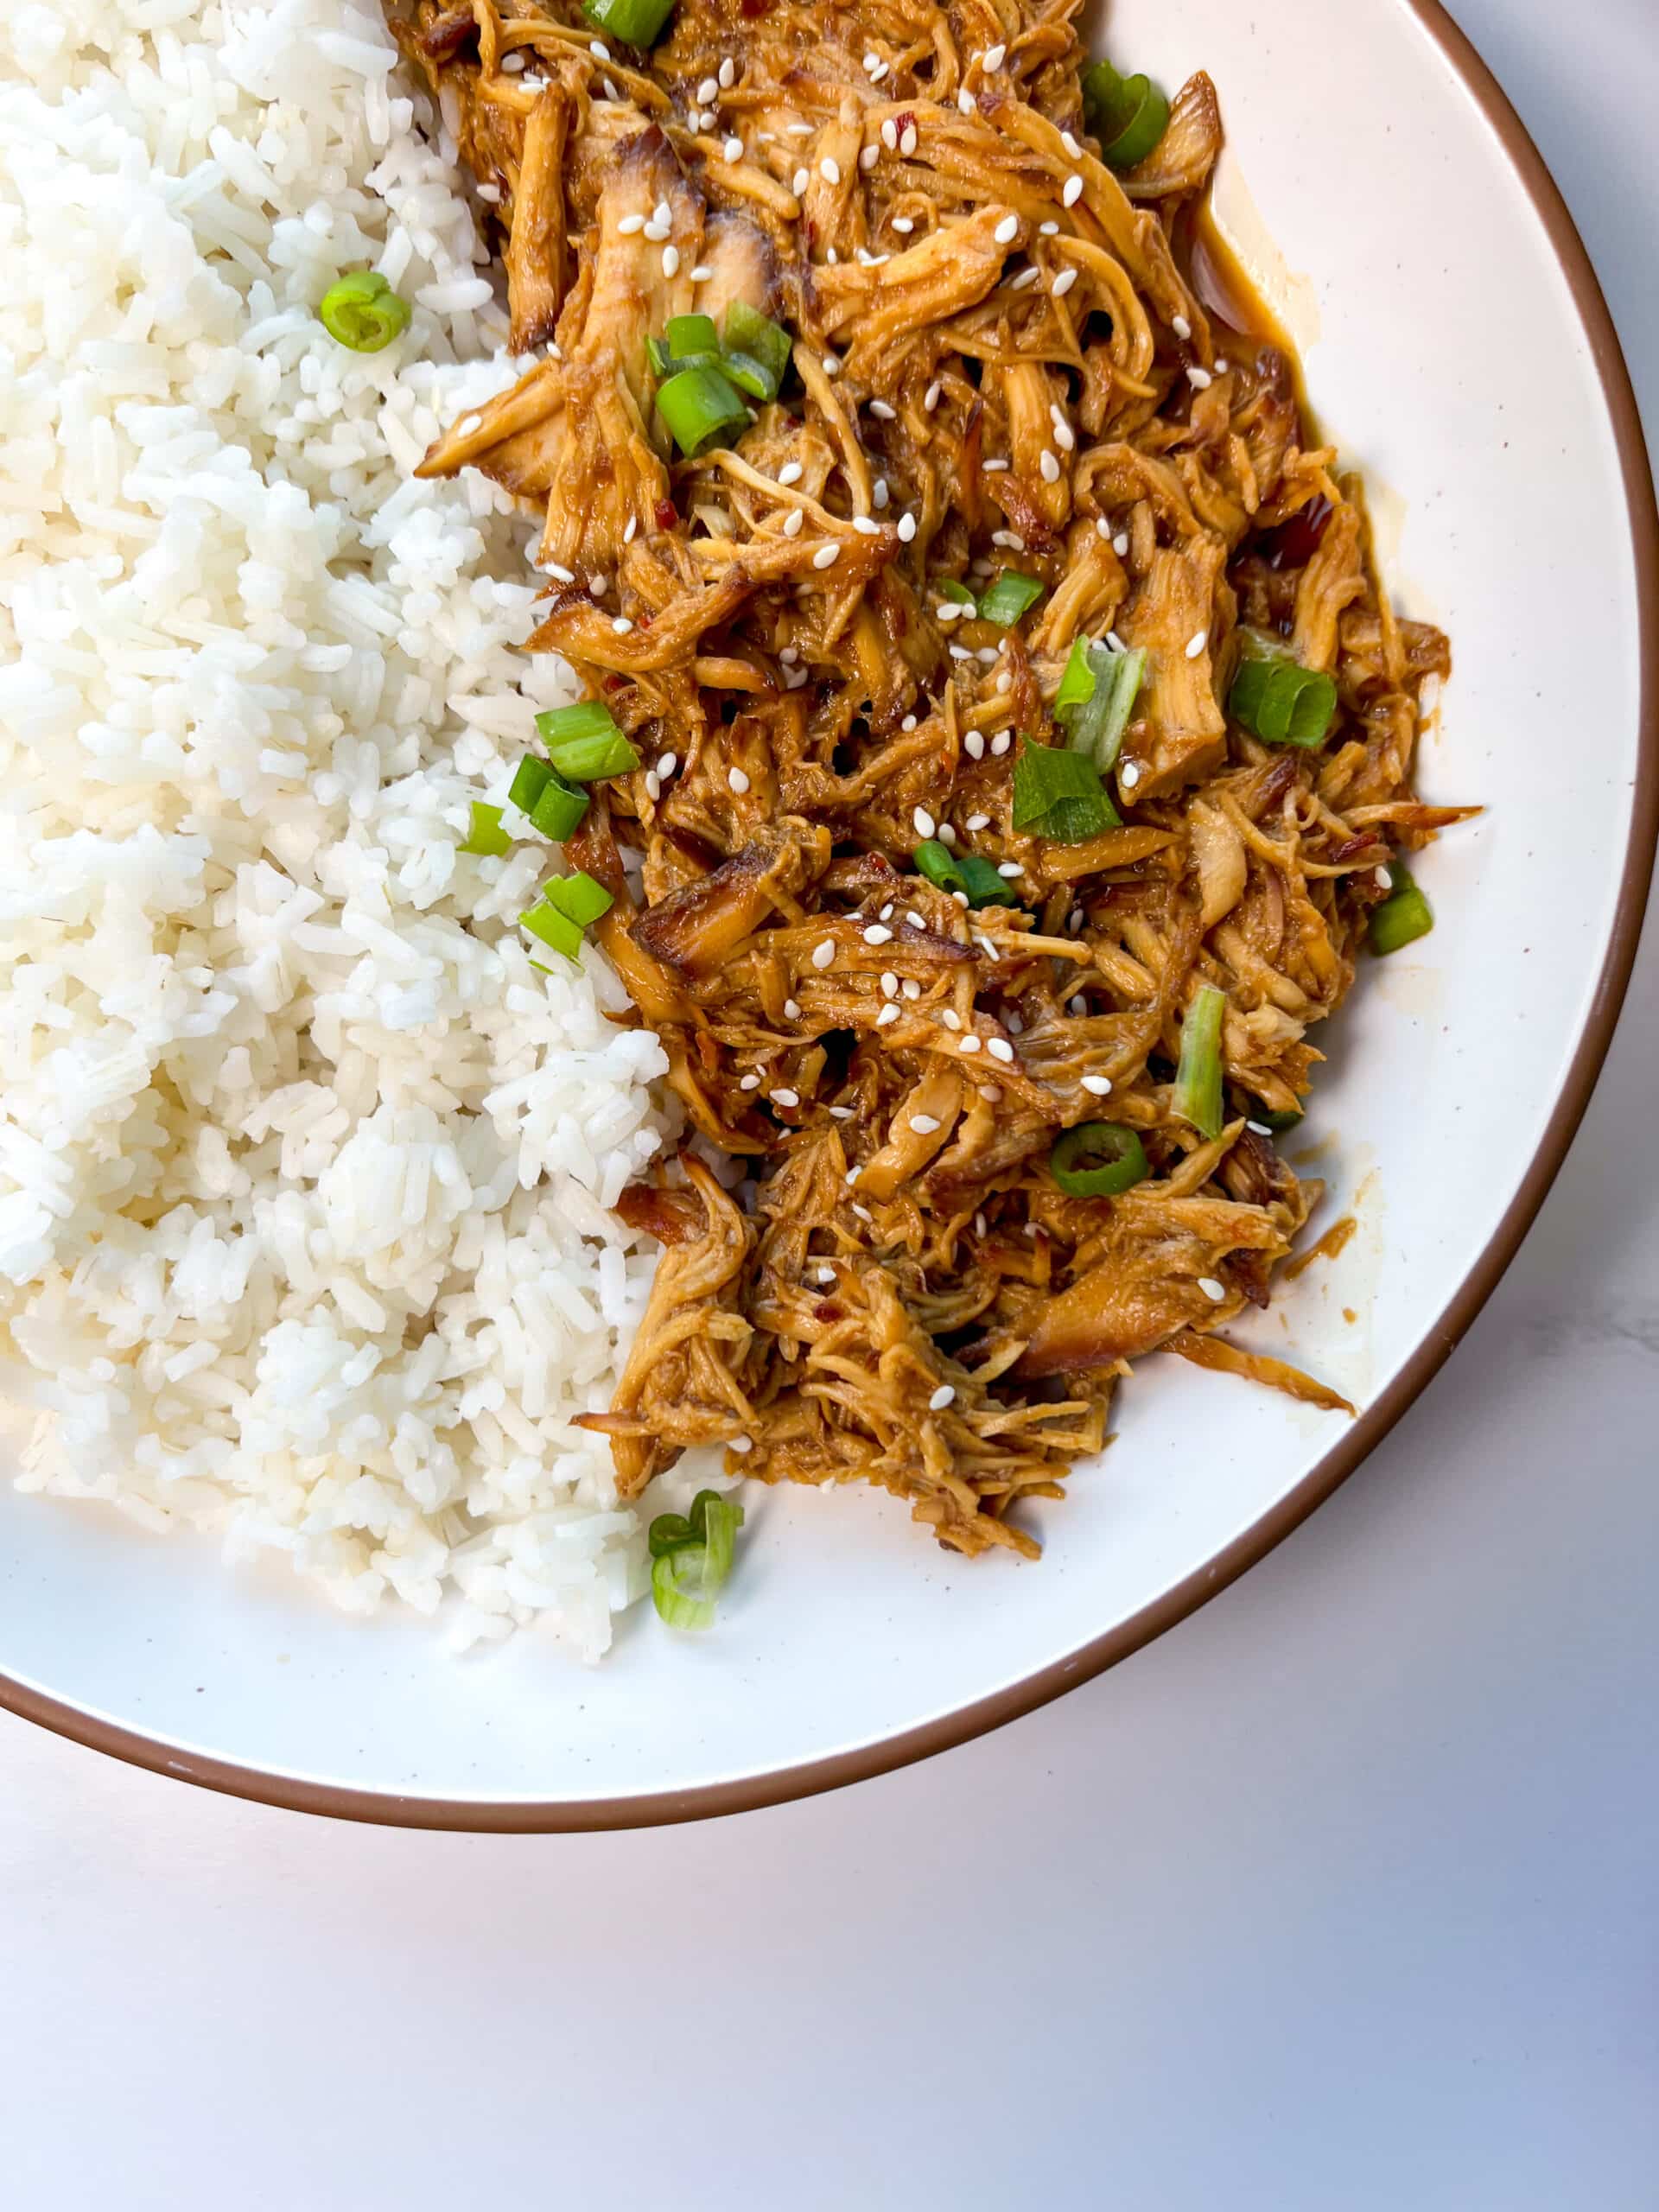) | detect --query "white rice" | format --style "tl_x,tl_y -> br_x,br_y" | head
0,0 -> 690,1658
